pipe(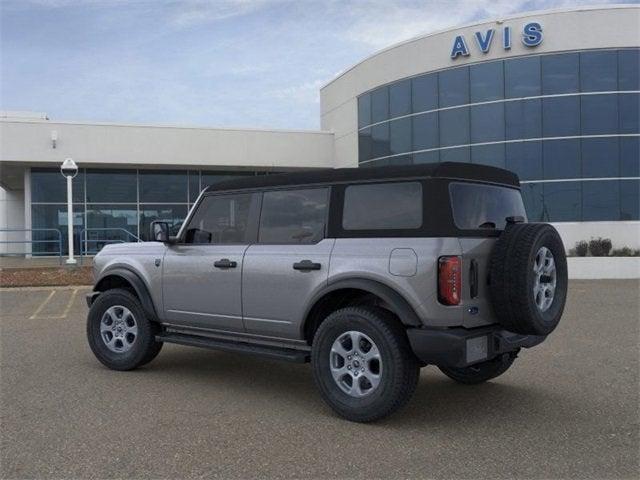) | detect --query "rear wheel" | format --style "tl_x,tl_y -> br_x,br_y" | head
439,352 -> 517,385
87,288 -> 163,371
311,306 -> 419,423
